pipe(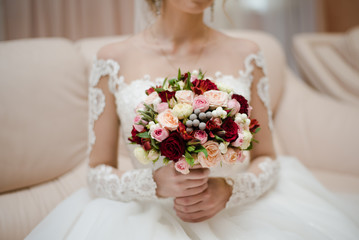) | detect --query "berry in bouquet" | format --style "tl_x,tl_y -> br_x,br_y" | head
128,70 -> 260,174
